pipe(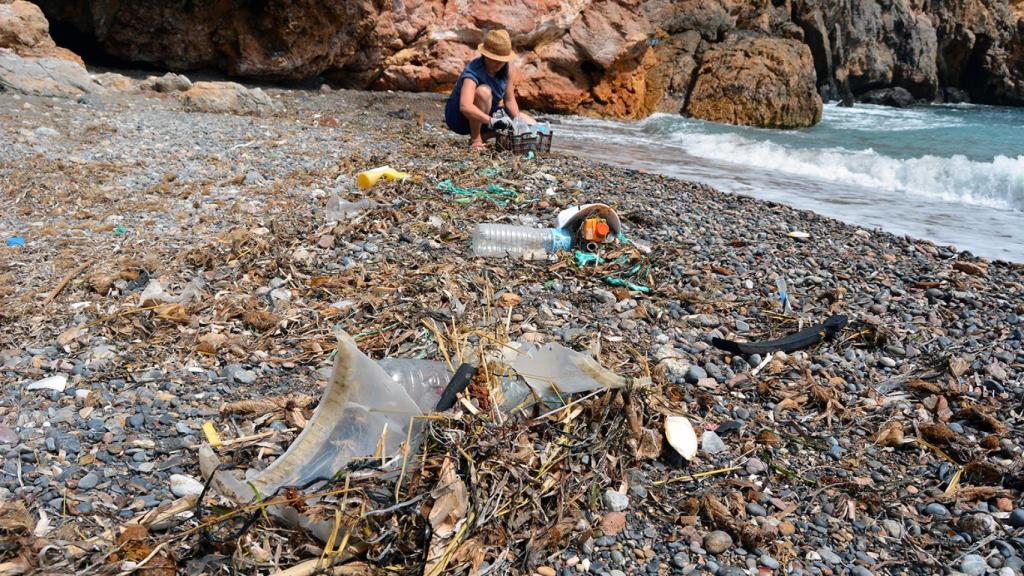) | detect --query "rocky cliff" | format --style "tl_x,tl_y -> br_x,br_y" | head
30,0 -> 1024,127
